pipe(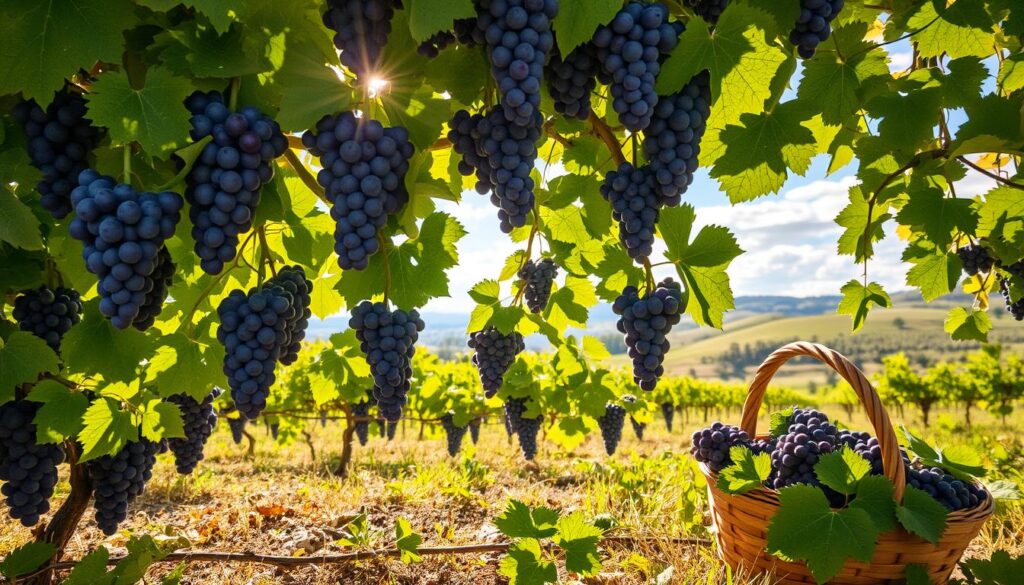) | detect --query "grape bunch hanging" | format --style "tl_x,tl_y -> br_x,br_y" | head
13,285 -> 83,354
323,0 -> 402,79
598,403 -> 626,455
167,389 -> 221,475
469,327 -> 525,397
440,413 -> 469,456
789,0 -> 845,59
546,42 -> 600,120
613,278 -> 684,391
0,400 -> 66,527
88,439 -> 165,535
184,91 -> 288,275
350,301 -> 426,421
302,112 -> 414,270
68,170 -> 183,330
518,258 -> 557,313
643,70 -> 712,205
